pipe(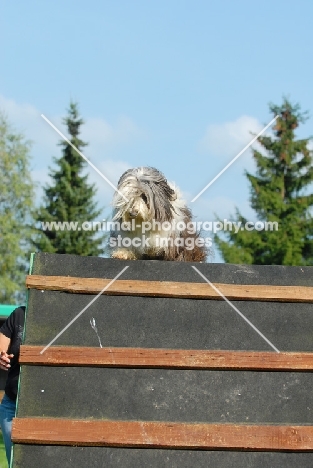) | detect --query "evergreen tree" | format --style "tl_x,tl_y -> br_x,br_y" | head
215,99 -> 313,265
35,102 -> 106,256
0,112 -> 36,303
